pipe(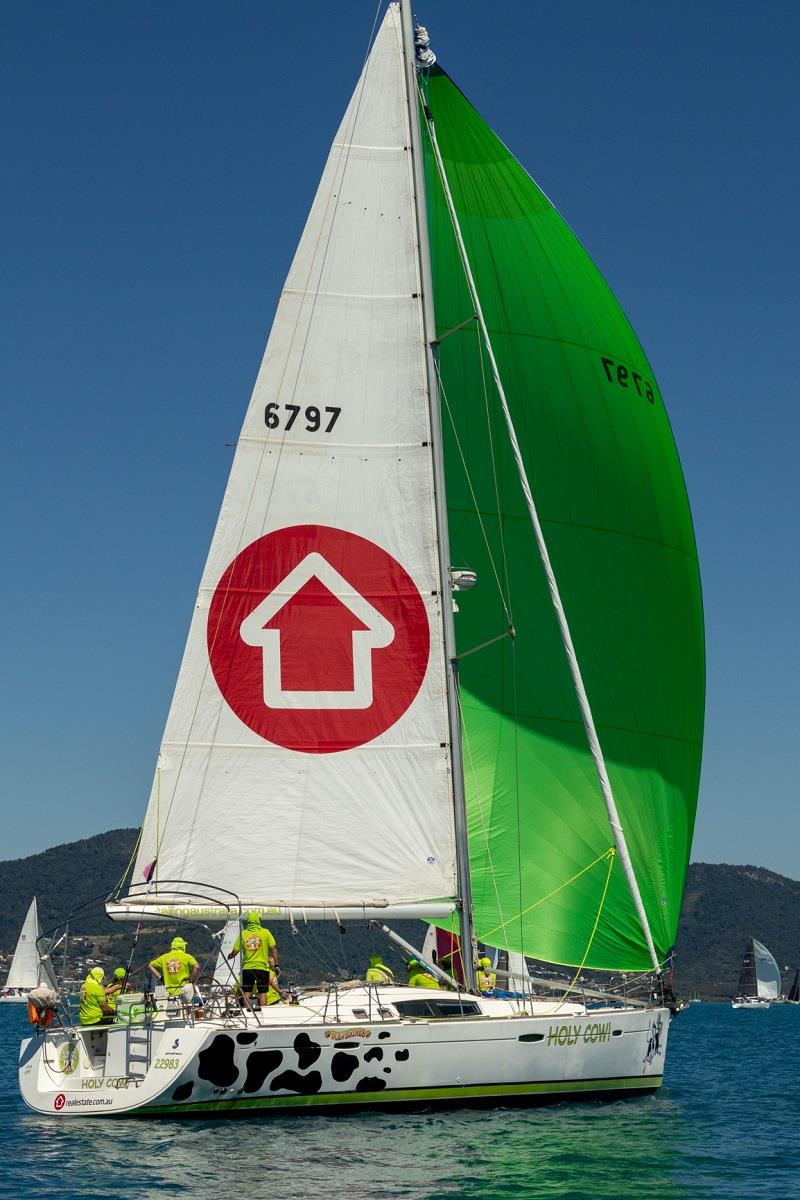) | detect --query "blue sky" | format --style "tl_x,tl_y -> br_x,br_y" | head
2,2 -> 797,877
